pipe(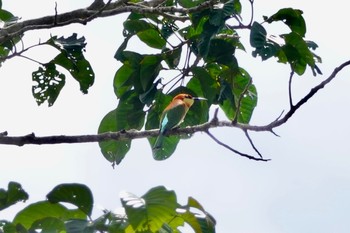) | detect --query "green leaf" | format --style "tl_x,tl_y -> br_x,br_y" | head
282,32 -> 315,75
139,80 -> 160,106
139,55 -> 162,91
162,46 -> 182,69
65,219 -> 94,233
32,63 -> 66,106
190,66 -> 218,105
98,109 -> 131,165
0,182 -> 28,211
121,186 -> 177,232
46,183 -> 94,217
250,22 -> 280,60
206,38 -> 238,68
48,33 -> 94,94
266,8 -> 306,37
98,91 -> 145,165
178,197 -> 216,233
29,217 -> 65,233
178,0 -> 206,8
13,201 -> 86,230
151,135 -> 180,160
137,28 -> 166,49
250,22 -> 267,48
113,64 -> 134,98
219,68 -> 257,123
123,19 -> 152,36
